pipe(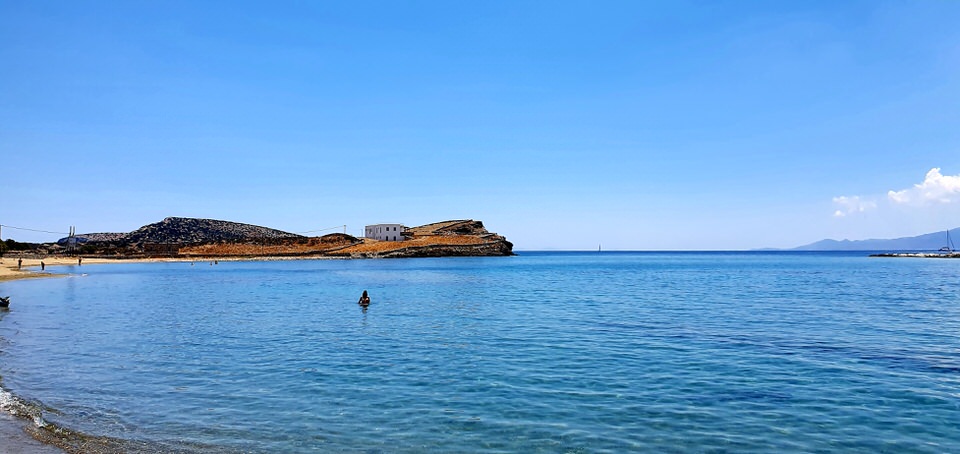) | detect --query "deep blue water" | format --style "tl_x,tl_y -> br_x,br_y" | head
1,252 -> 959,452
